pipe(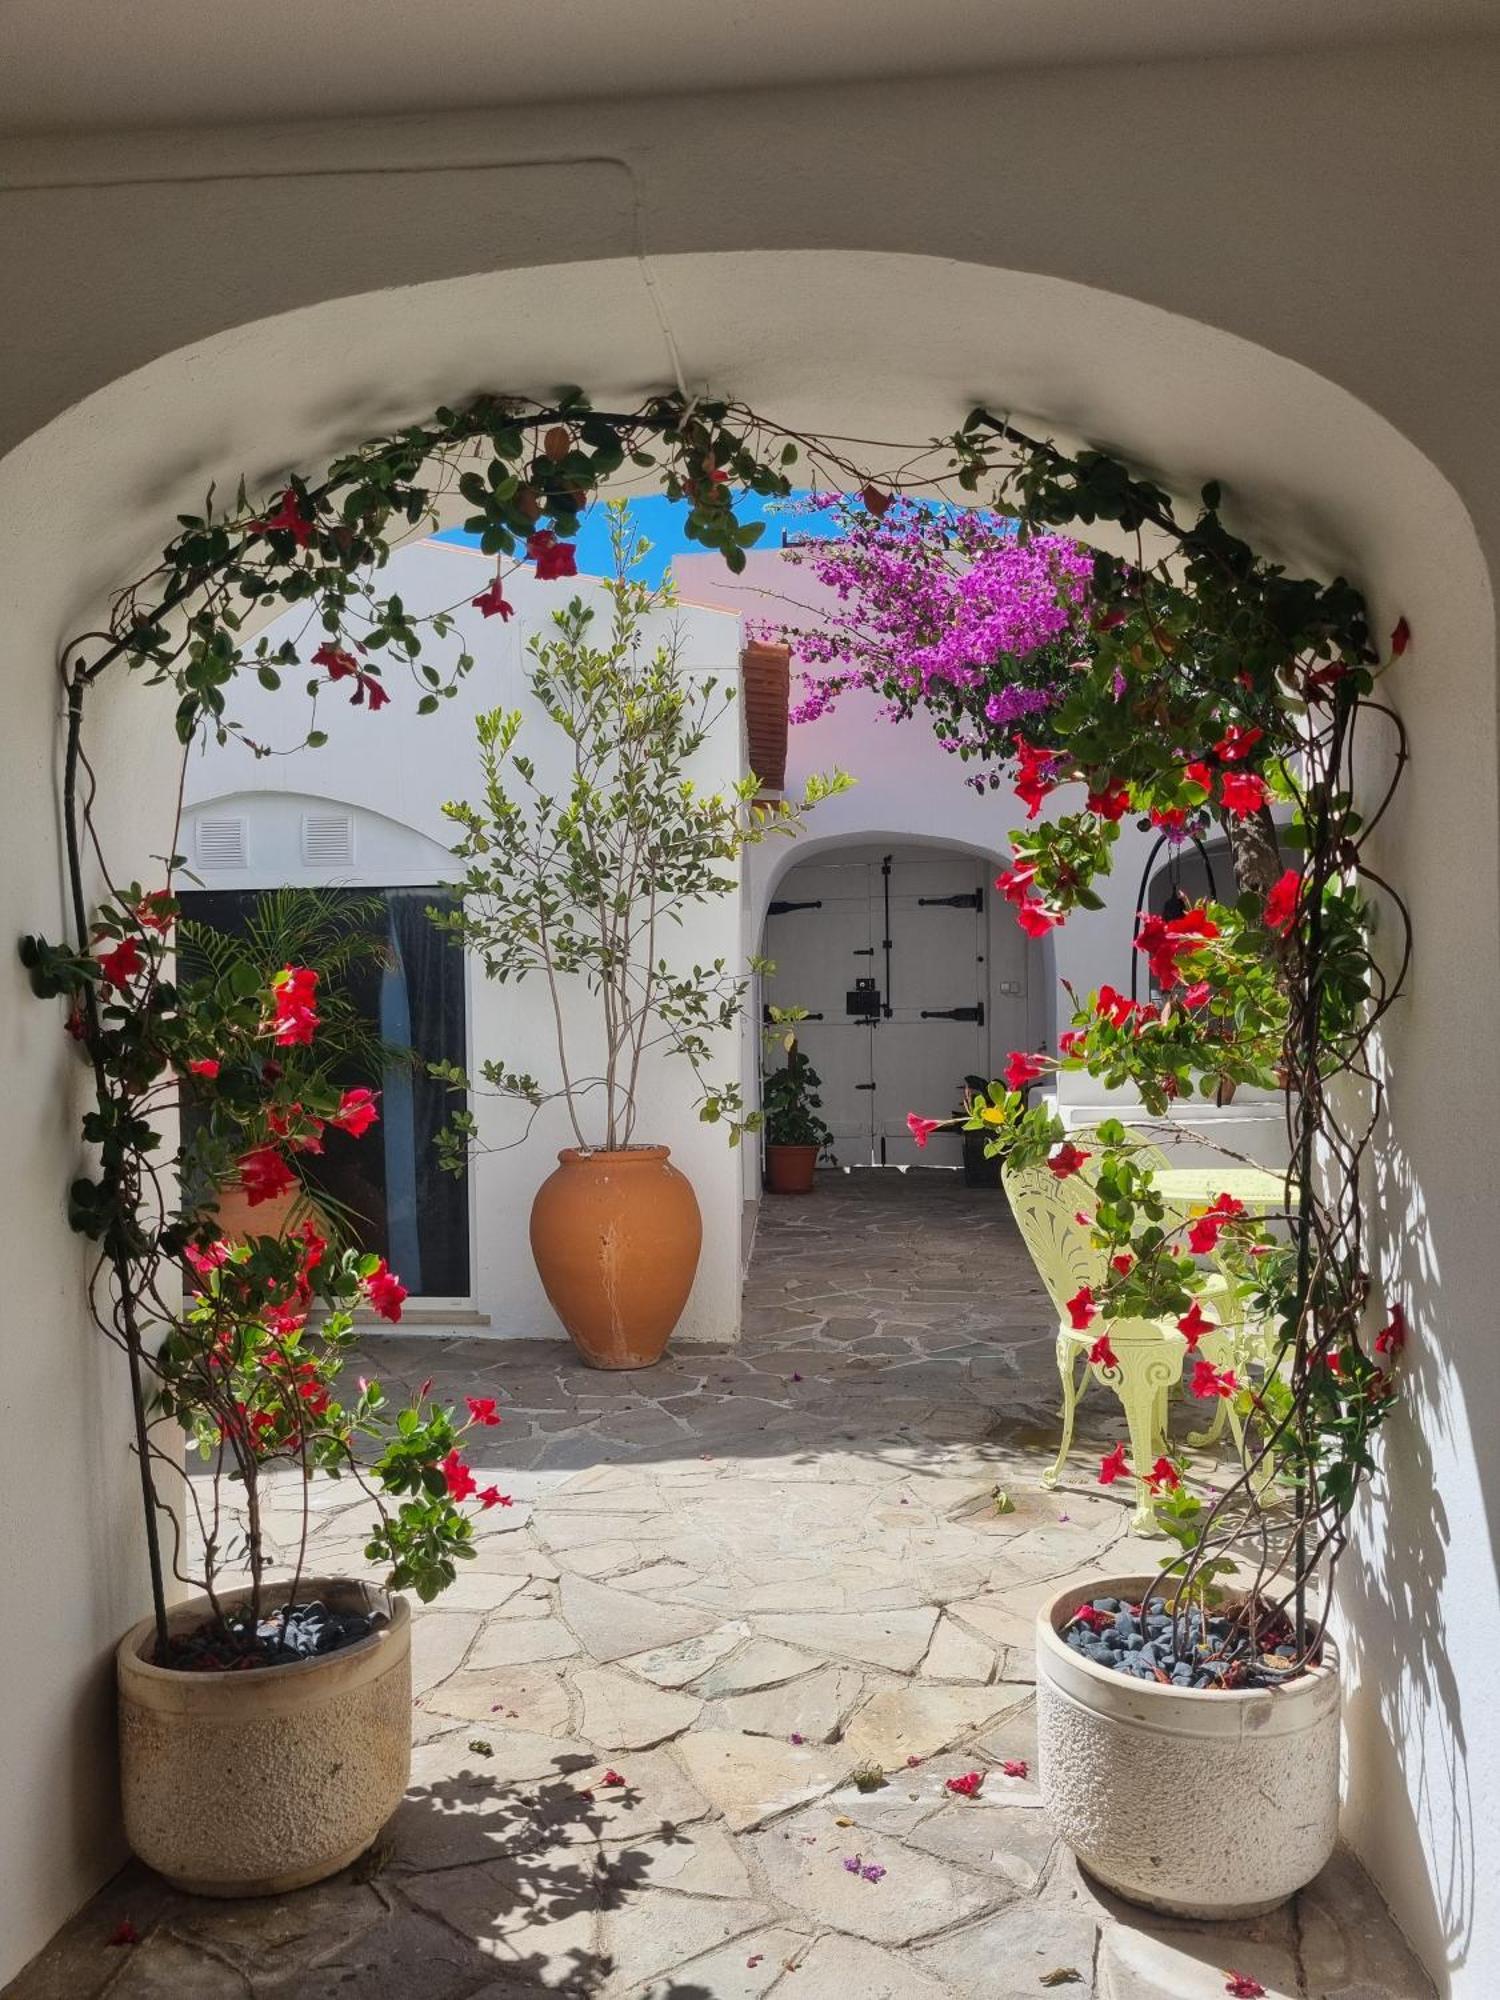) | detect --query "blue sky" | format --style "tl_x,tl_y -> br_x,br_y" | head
434,489 -> 844,588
